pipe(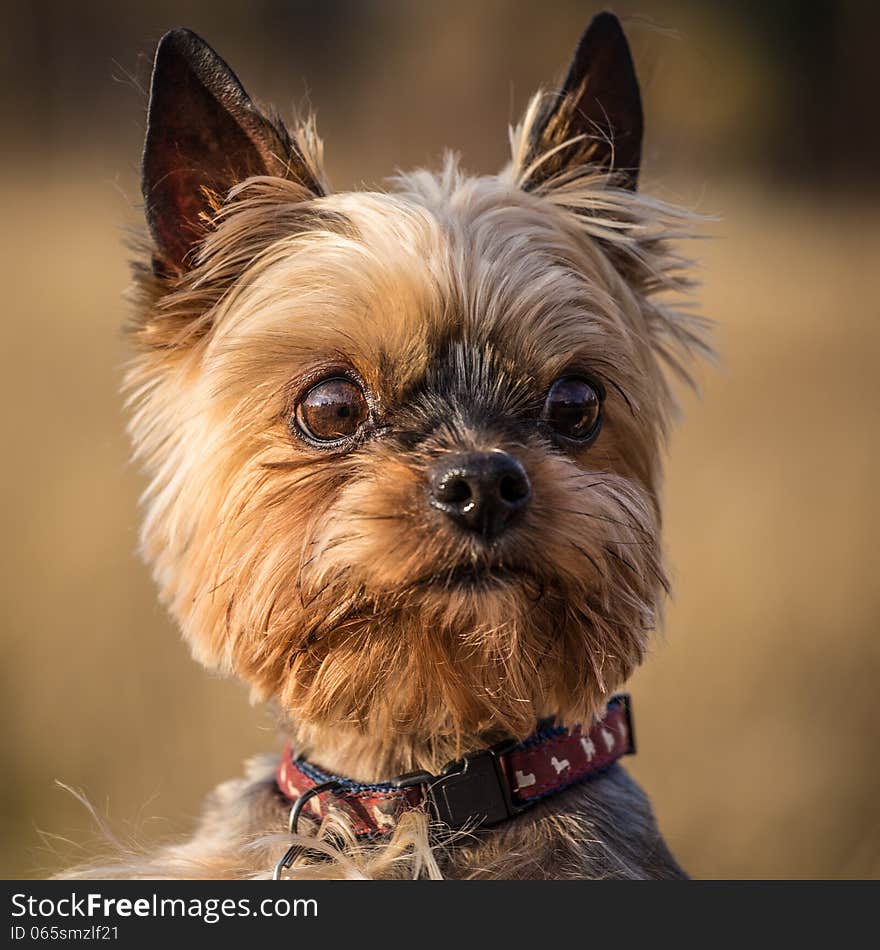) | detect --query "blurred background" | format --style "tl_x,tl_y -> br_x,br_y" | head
2,0 -> 878,879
